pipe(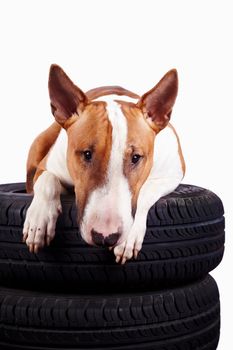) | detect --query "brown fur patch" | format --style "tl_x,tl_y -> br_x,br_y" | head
26,122 -> 61,193
119,101 -> 155,214
66,102 -> 112,220
86,86 -> 140,101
